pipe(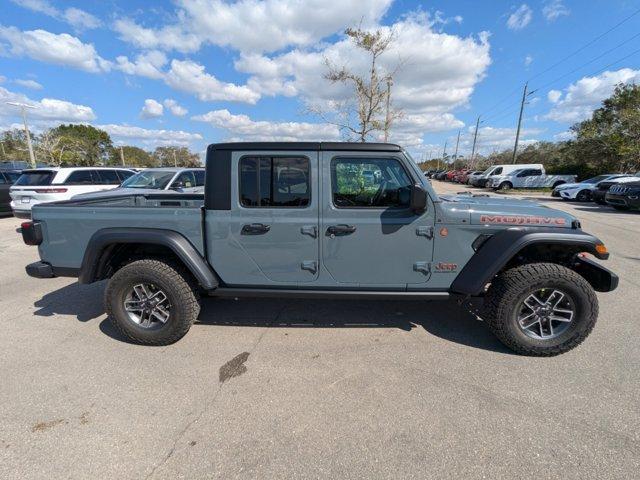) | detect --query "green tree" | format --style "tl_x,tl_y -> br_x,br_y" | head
50,124 -> 113,166
115,146 -> 157,167
152,146 -> 201,167
0,129 -> 31,162
571,83 -> 640,173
